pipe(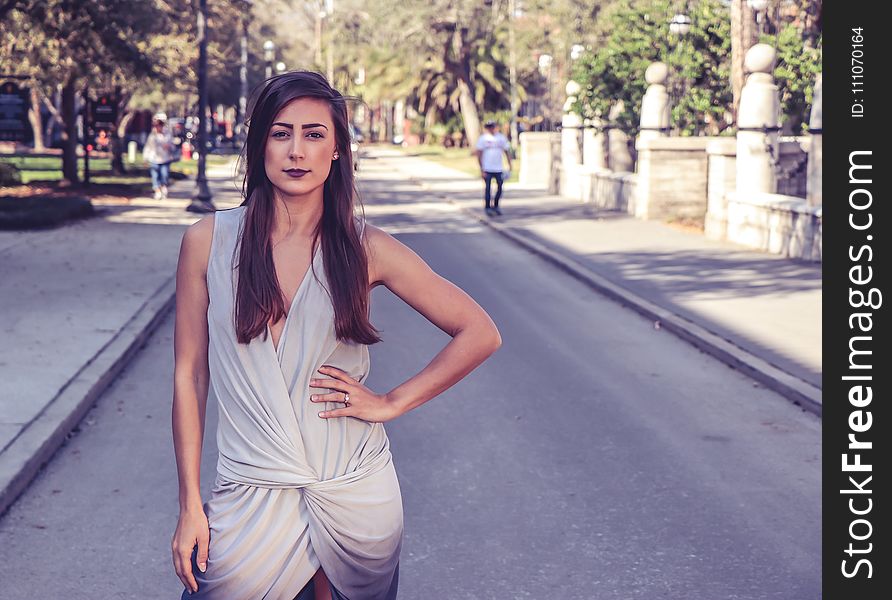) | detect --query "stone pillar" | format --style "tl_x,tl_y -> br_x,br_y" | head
607,101 -> 634,172
736,44 -> 780,194
807,73 -> 822,207
638,62 -> 670,142
704,138 -> 737,240
519,131 -> 560,187
582,118 -> 608,170
560,80 -> 583,198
